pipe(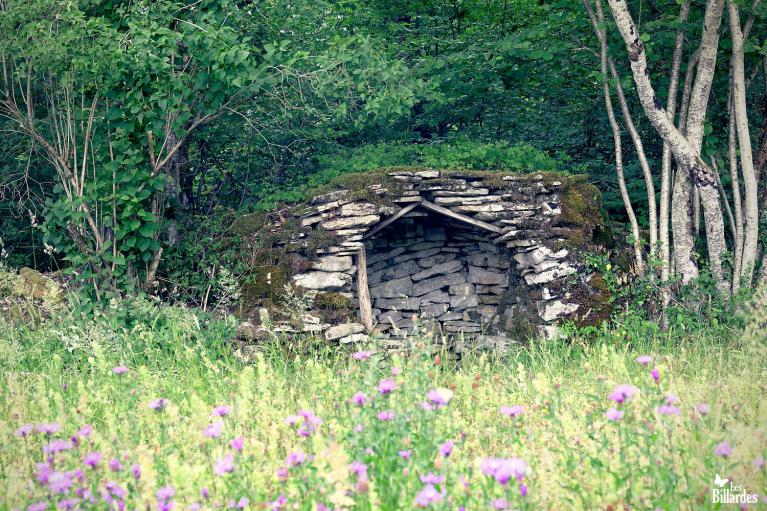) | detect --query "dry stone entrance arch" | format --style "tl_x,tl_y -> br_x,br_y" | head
242,167 -> 613,345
